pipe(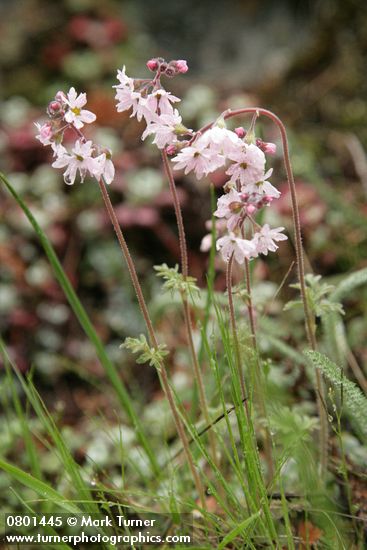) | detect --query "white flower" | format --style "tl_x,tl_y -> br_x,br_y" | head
246,168 -> 280,198
216,233 -> 255,264
251,224 -> 288,256
172,139 -> 217,179
142,110 -> 182,149
64,87 -> 96,129
200,233 -> 212,252
115,66 -> 135,89
96,150 -> 115,185
52,140 -> 101,185
115,86 -> 142,116
226,143 -> 265,186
